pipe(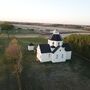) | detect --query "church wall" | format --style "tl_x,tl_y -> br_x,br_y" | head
48,40 -> 63,47
52,47 -> 66,63
66,51 -> 72,60
37,45 -> 52,62
37,45 -> 42,61
28,45 -> 34,51
39,53 -> 52,62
